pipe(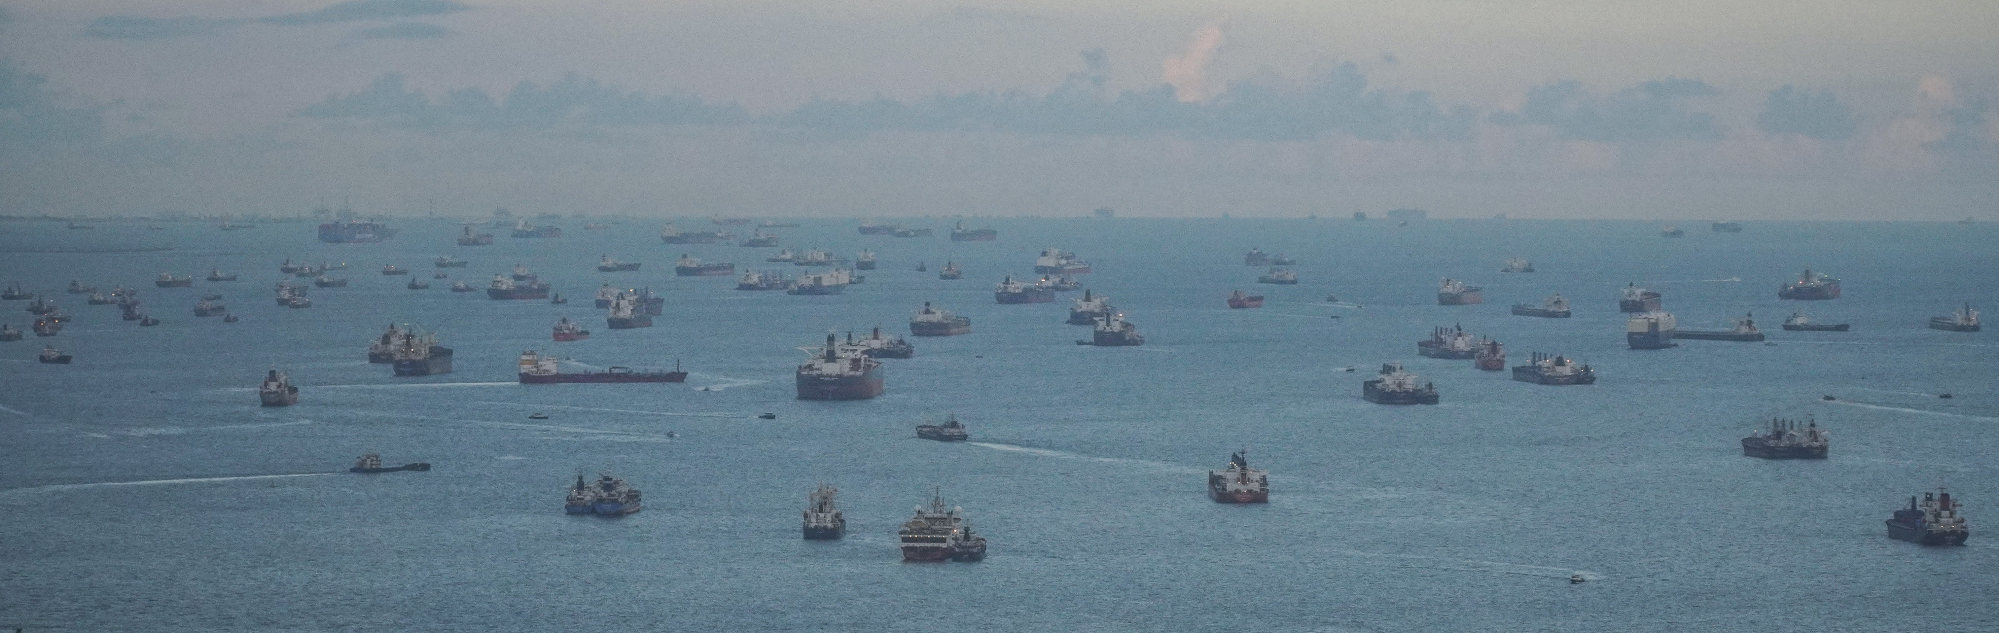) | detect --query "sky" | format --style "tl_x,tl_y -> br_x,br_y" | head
1,0 -> 1995,219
